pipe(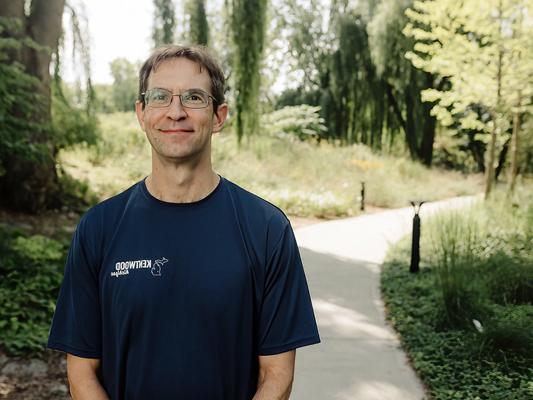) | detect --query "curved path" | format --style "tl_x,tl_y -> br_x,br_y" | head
290,196 -> 478,400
